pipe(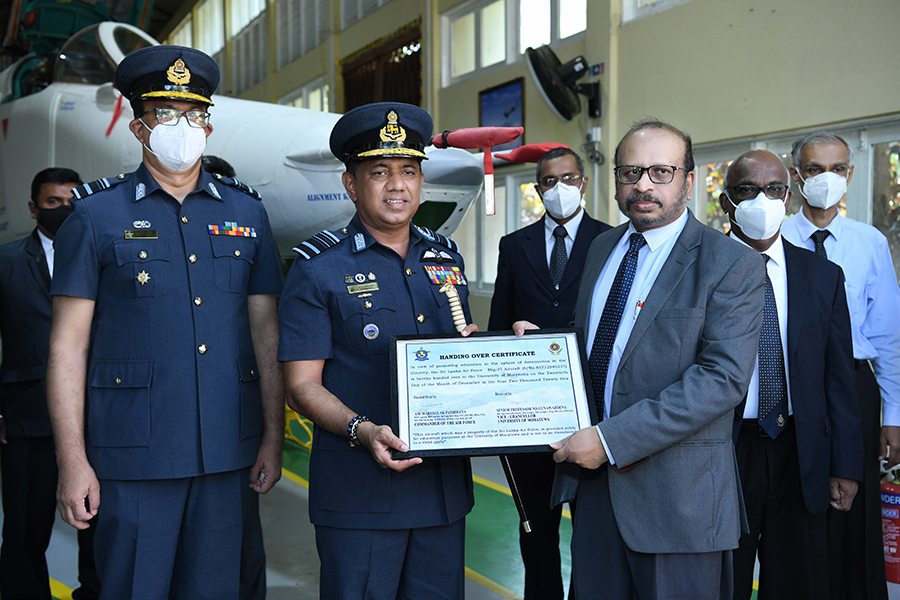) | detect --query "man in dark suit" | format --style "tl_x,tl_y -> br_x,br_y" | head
516,120 -> 767,598
0,168 -> 100,600
718,150 -> 863,599
489,145 -> 610,600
